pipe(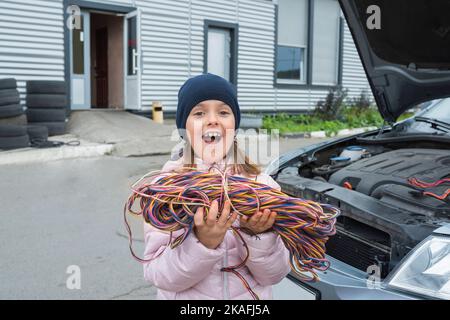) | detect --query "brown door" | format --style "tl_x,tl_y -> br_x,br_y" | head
95,27 -> 108,108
